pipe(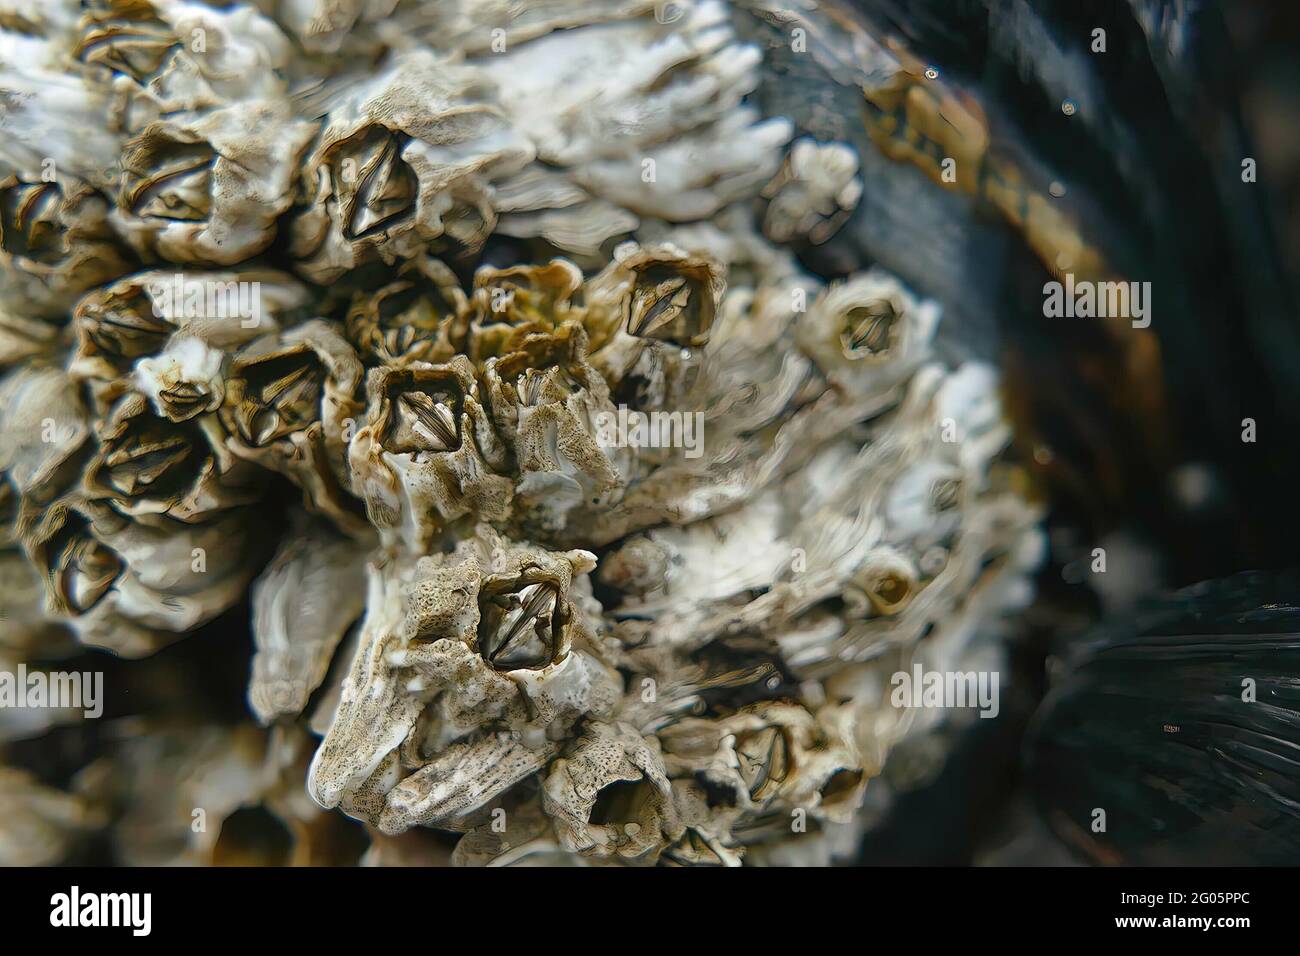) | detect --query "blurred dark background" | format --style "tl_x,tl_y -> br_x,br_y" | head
857,0 -> 1300,866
